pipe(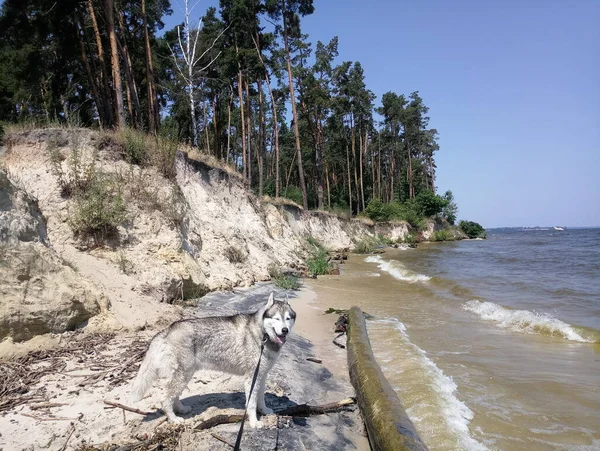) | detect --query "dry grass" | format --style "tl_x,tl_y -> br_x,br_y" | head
184,144 -> 242,180
352,216 -> 376,227
261,195 -> 303,210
